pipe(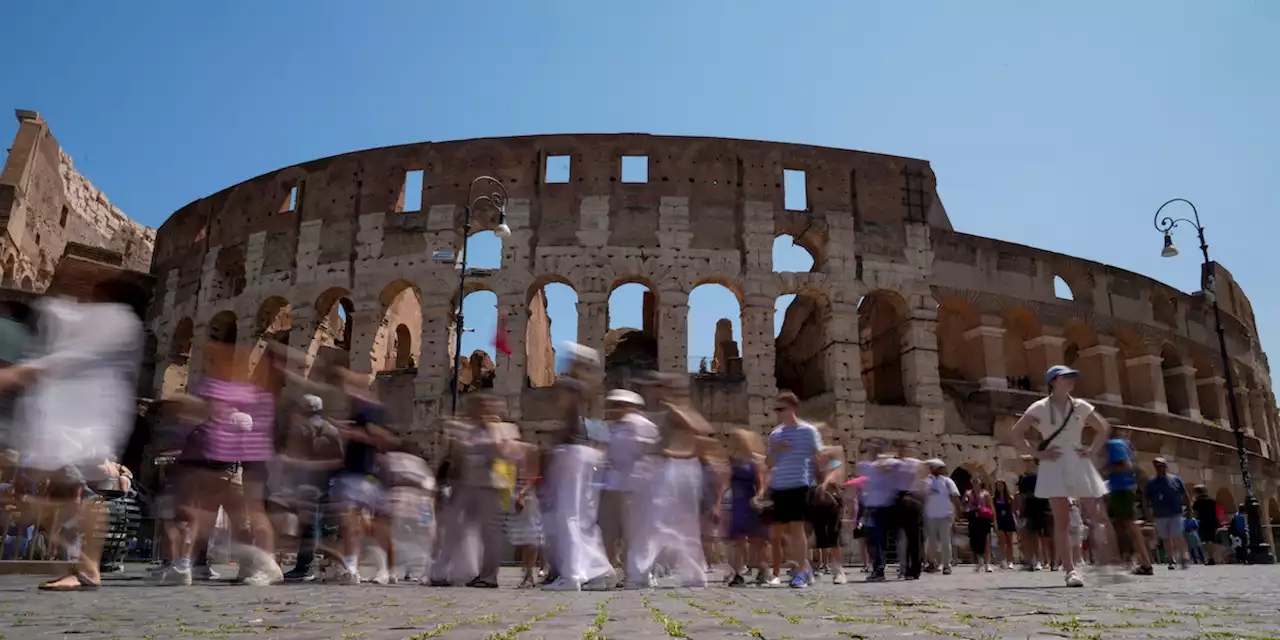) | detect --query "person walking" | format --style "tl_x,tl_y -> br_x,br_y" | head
921,459 -> 960,575
599,390 -> 658,572
992,481 -> 1018,569
1143,457 -> 1191,570
764,391 -> 823,589
724,429 -> 768,586
963,477 -> 995,573
1102,438 -> 1153,575
1009,365 -> 1112,588
1190,485 -> 1221,565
